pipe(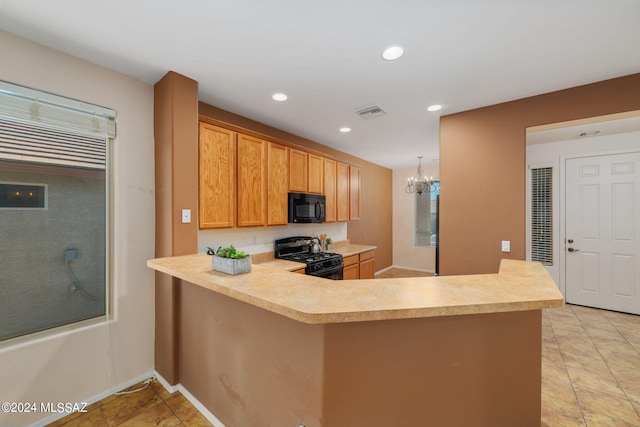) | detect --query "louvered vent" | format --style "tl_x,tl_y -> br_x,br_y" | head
356,105 -> 386,119
531,167 -> 553,265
